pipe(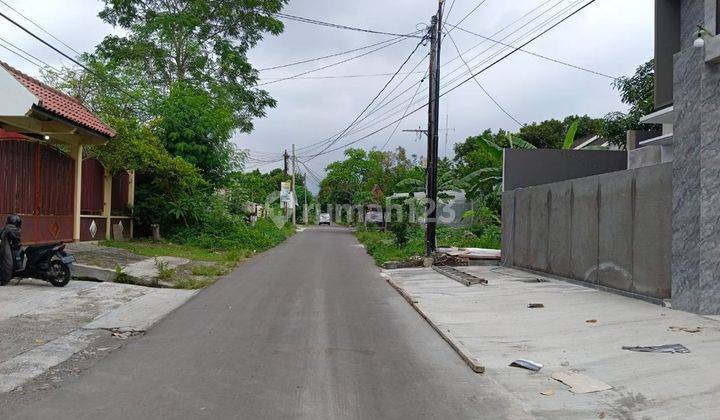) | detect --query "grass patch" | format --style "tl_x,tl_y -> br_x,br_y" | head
190,264 -> 231,277
173,276 -> 216,290
356,224 -> 500,266
101,218 -> 295,289
101,240 -> 247,263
